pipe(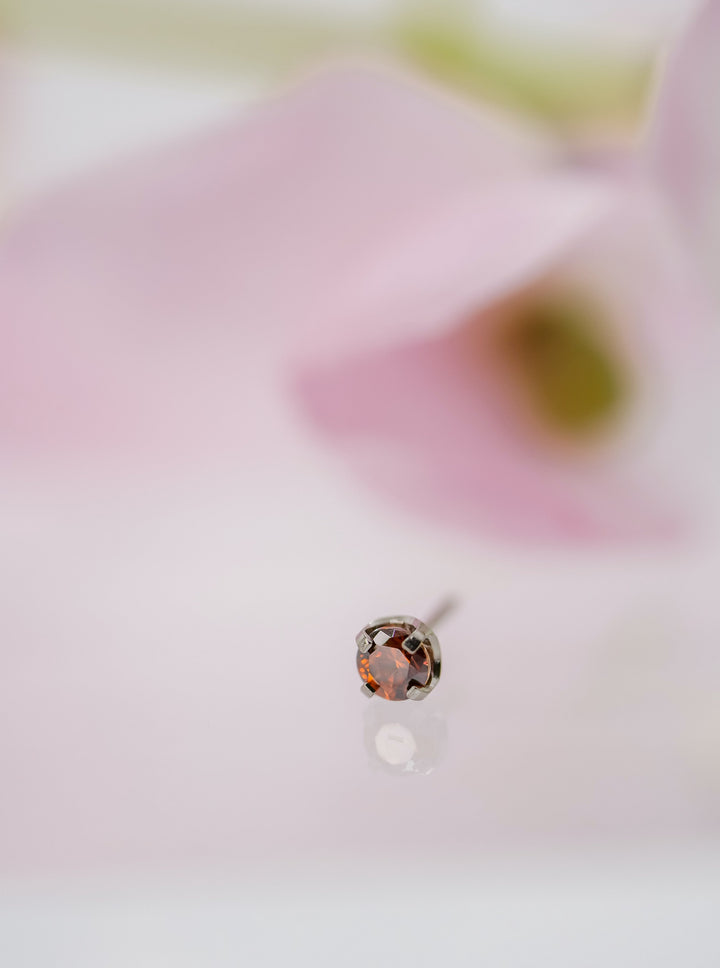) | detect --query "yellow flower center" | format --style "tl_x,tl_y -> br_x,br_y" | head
494,292 -> 627,437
